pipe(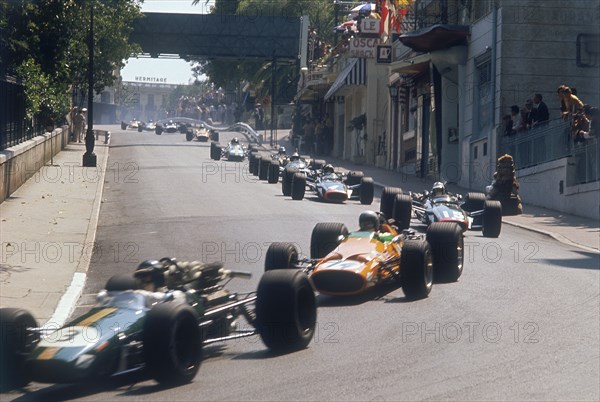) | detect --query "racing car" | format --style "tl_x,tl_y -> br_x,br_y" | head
185,124 -> 214,142
287,164 -> 375,205
120,119 -> 144,131
264,187 -> 465,299
155,120 -> 181,135
210,138 -> 246,161
410,182 -> 503,238
0,258 -> 316,391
